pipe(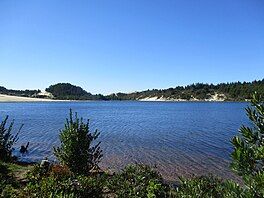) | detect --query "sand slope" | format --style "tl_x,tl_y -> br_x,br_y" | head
0,94 -> 55,102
